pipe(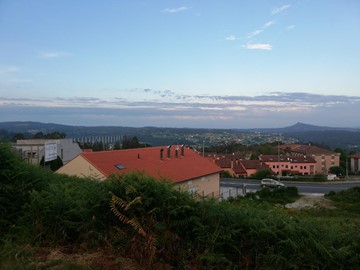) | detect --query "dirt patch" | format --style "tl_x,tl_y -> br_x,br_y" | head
285,195 -> 336,209
33,246 -> 142,270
